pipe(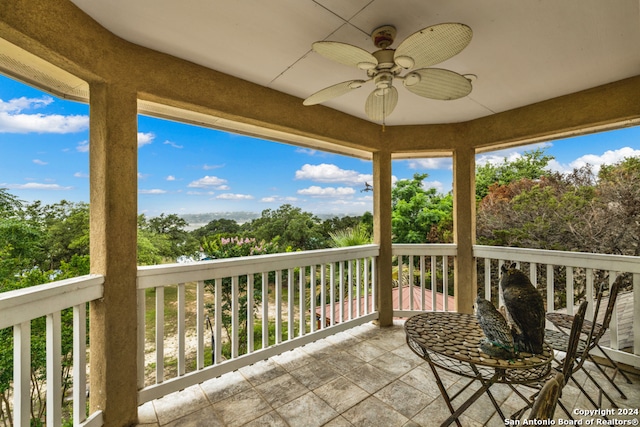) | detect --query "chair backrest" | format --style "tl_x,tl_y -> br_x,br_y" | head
529,372 -> 565,421
599,274 -> 623,332
561,300 -> 588,382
